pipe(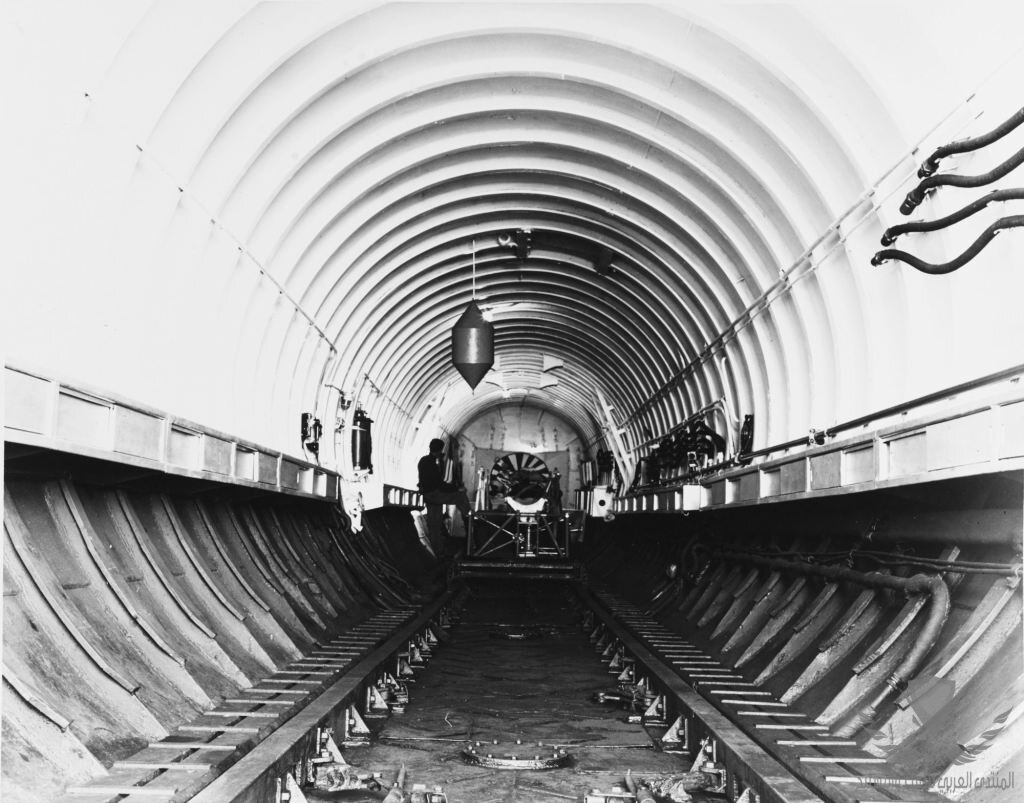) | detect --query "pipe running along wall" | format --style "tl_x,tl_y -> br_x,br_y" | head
710,551 -> 952,737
